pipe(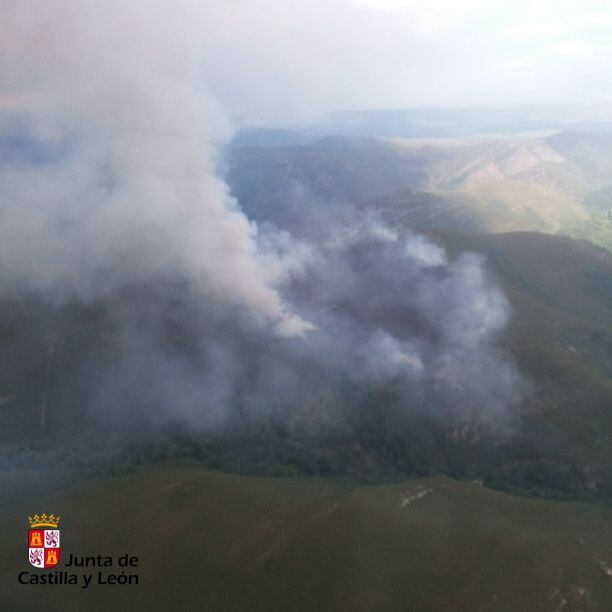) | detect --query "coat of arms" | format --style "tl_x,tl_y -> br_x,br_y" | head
28,514 -> 60,568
